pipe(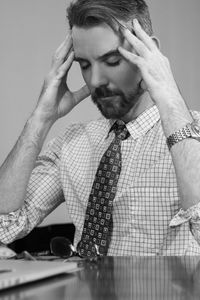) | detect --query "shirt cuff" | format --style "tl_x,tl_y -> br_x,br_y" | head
169,203 -> 200,227
0,209 -> 25,228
